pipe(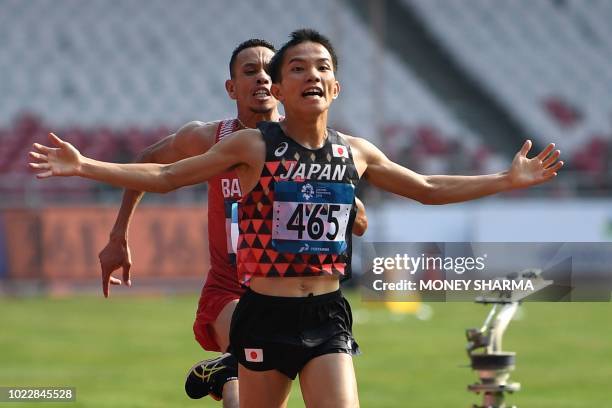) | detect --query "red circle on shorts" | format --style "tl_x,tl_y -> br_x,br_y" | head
250,351 -> 258,359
